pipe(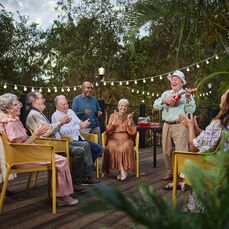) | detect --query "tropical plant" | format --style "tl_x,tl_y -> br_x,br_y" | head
81,132 -> 229,229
